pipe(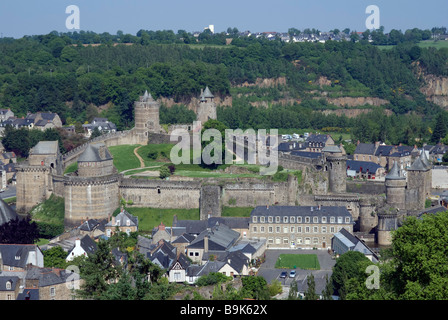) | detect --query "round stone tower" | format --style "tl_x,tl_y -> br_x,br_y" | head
377,212 -> 398,246
133,90 -> 160,136
385,161 -> 406,211
64,142 -> 120,227
358,197 -> 378,233
324,145 -> 347,194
